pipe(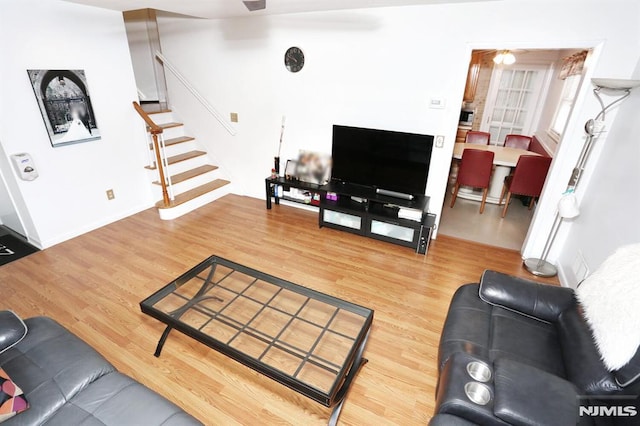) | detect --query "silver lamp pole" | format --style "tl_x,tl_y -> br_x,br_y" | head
524,78 -> 640,277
